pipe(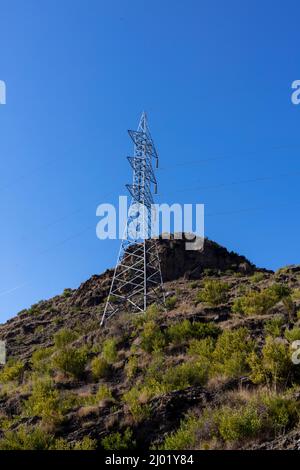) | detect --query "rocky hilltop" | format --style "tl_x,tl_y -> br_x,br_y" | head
0,236 -> 300,450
